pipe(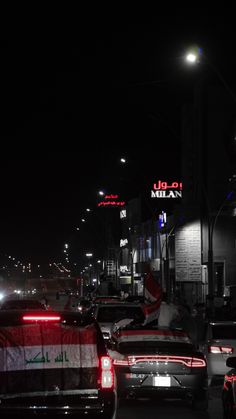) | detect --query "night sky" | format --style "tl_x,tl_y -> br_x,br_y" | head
0,11 -> 235,266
